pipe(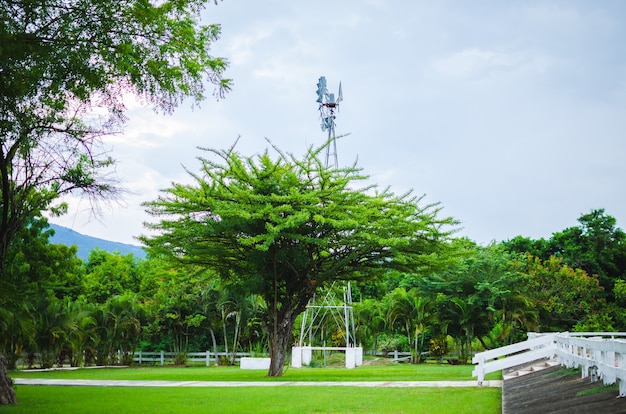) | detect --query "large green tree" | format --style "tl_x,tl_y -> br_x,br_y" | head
0,217 -> 84,372
83,249 -> 140,303
514,255 -> 609,332
548,209 -> 626,298
141,141 -> 457,376
0,0 -> 229,271
0,0 -> 230,404
504,209 -> 626,301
